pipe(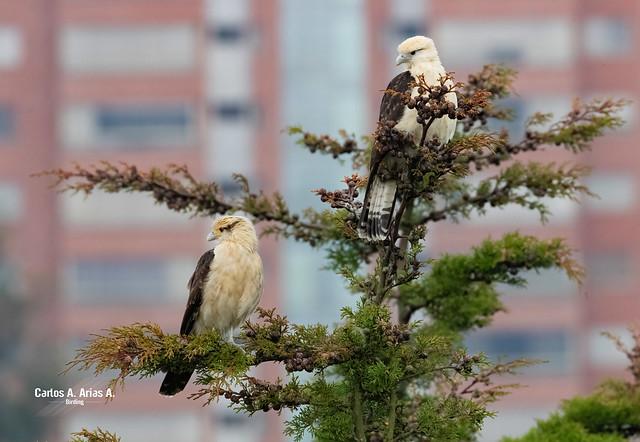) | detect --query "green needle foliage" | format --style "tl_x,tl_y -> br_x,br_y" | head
43,65 -> 628,442
503,326 -> 640,442
70,428 -> 121,442
399,232 -> 583,331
